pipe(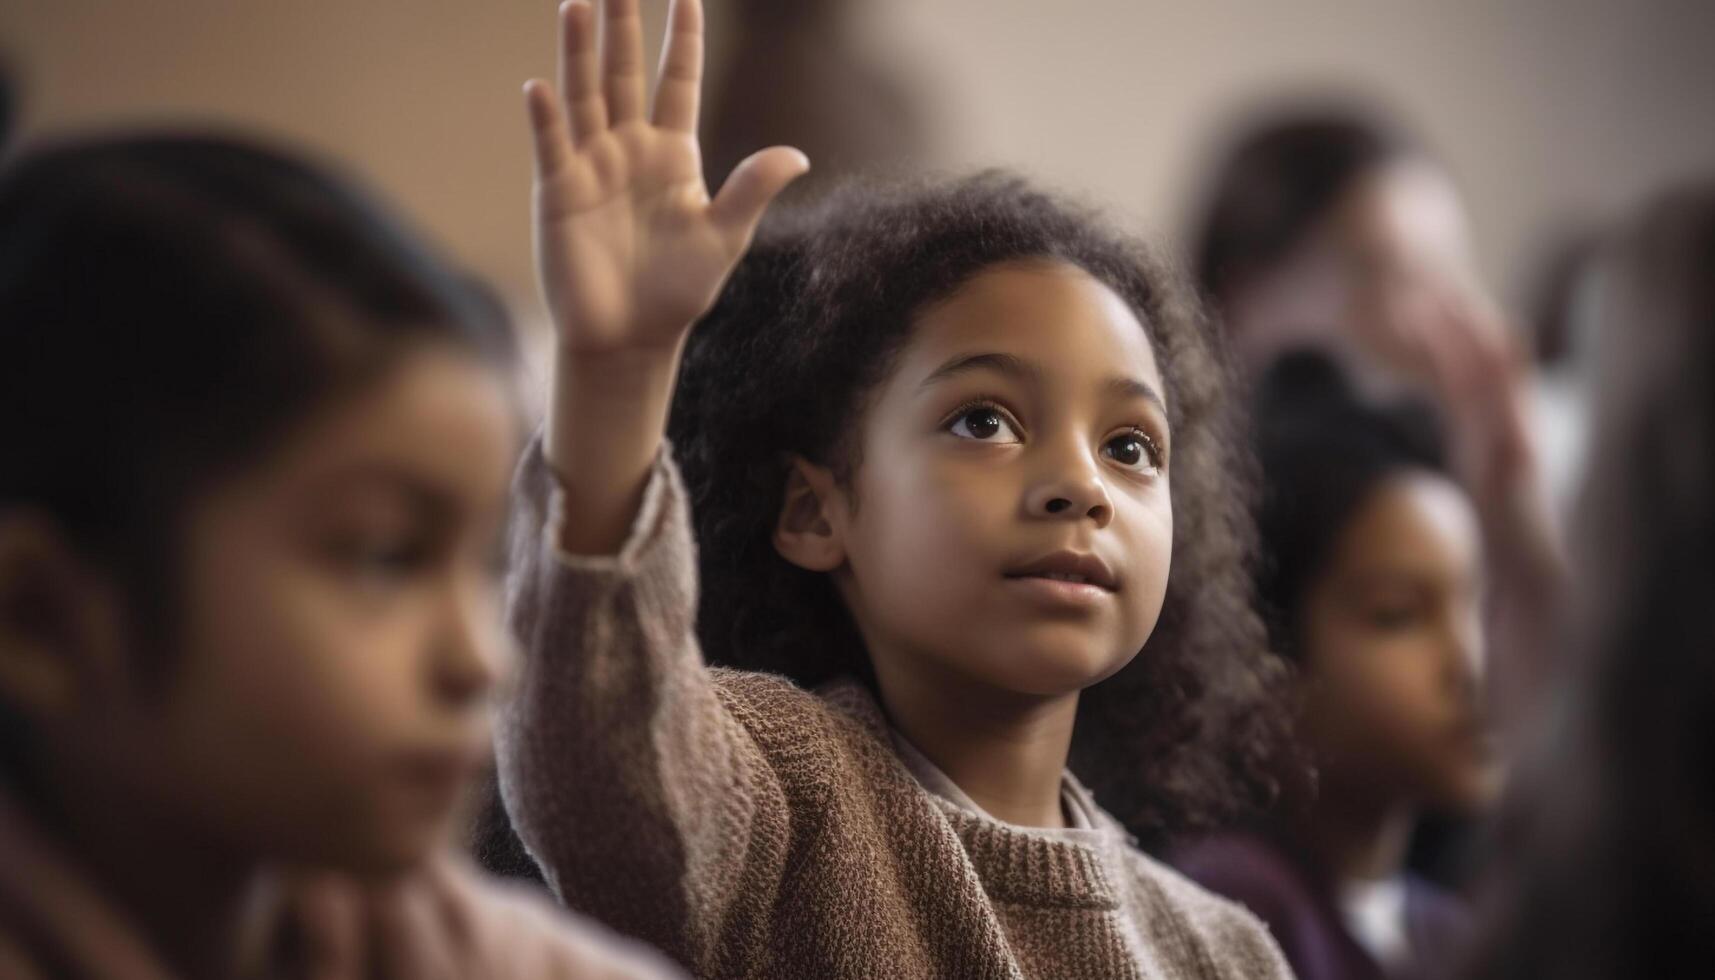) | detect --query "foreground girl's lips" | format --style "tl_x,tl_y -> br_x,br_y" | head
1003,550 -> 1120,592
1004,573 -> 1114,608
